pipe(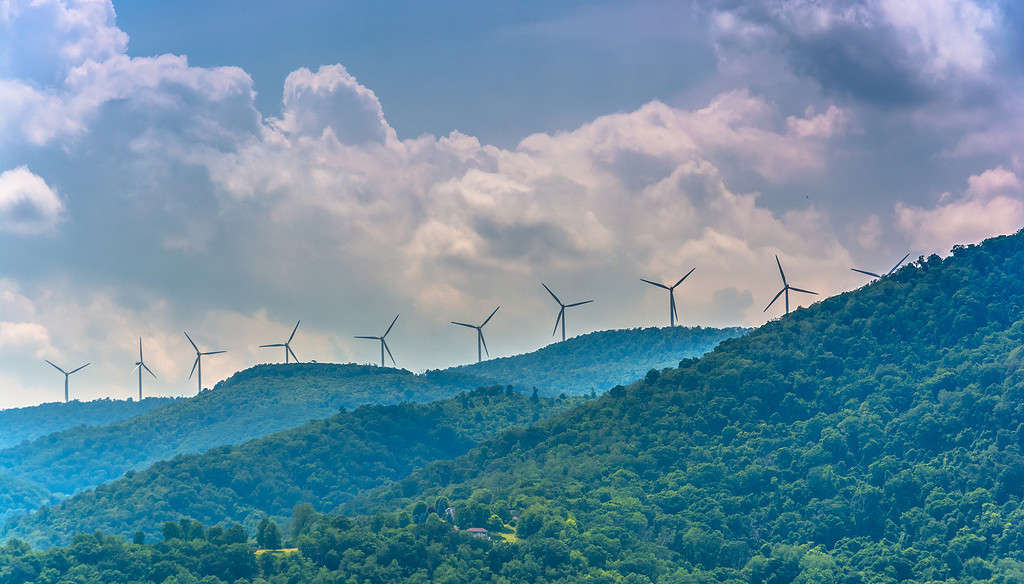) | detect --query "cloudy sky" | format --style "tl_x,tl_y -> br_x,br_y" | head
2,0 -> 1022,408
